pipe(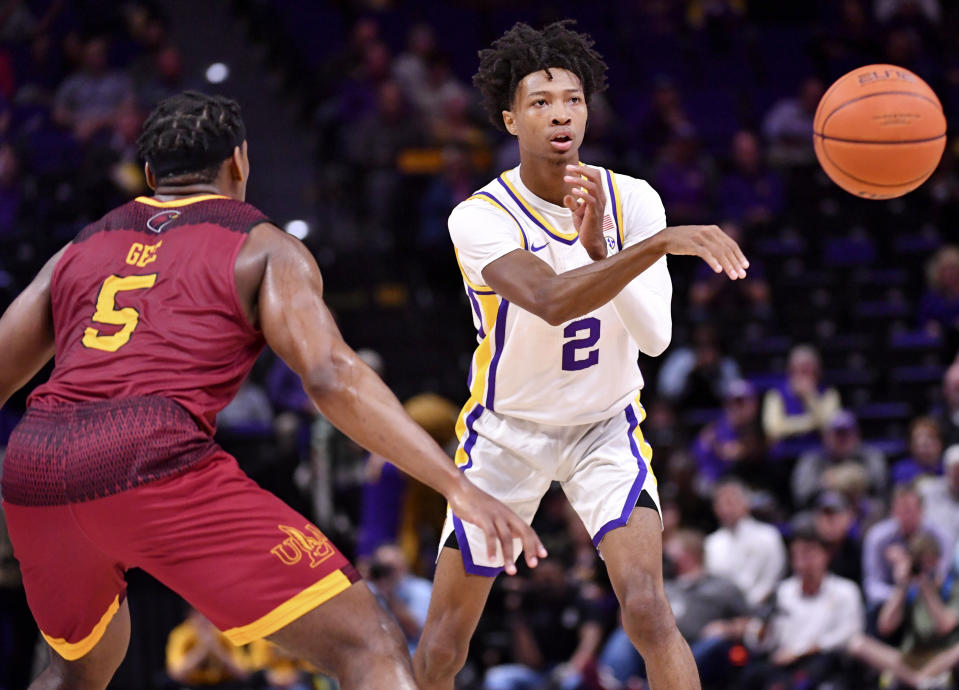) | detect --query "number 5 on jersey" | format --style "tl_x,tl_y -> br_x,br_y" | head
82,274 -> 158,352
